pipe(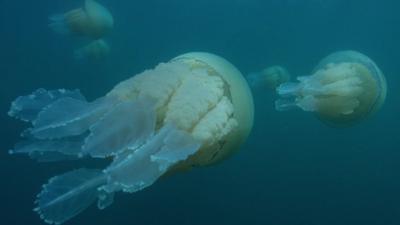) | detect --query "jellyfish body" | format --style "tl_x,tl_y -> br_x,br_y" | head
275,50 -> 387,125
246,65 -> 291,90
49,0 -> 114,39
74,39 -> 110,60
8,52 -> 254,224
